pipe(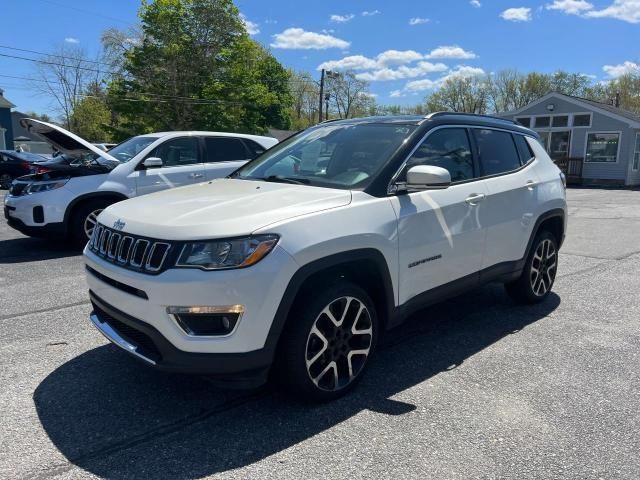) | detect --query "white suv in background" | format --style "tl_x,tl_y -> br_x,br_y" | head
84,113 -> 567,401
3,119 -> 278,246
